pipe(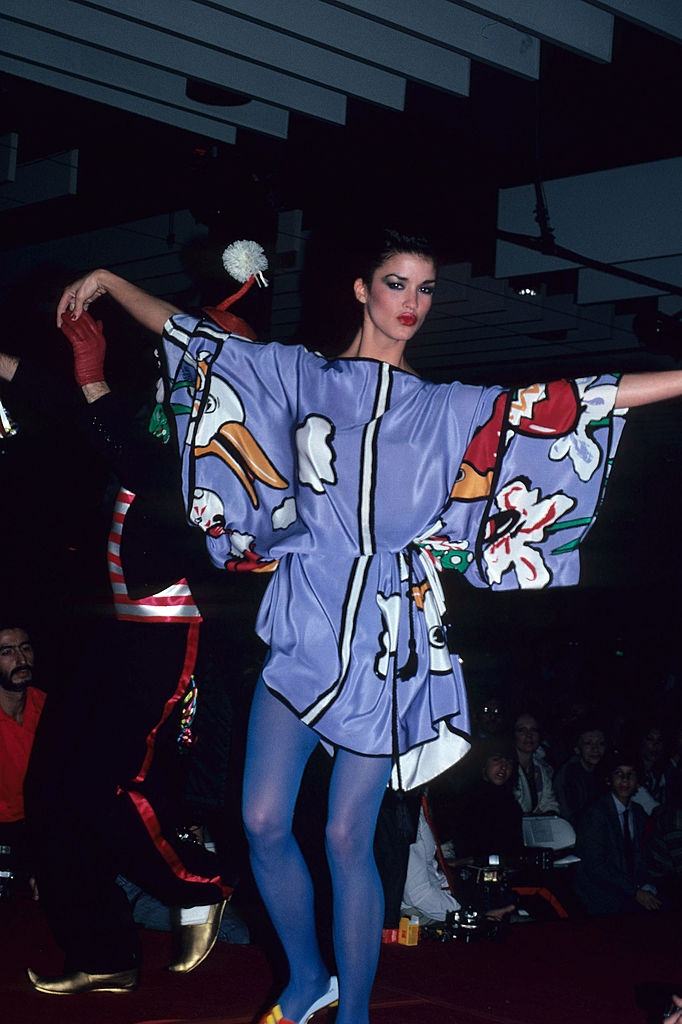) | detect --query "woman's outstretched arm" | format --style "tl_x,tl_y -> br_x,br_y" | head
617,370 -> 682,409
57,269 -> 181,335
54,274 -> 682,410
